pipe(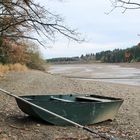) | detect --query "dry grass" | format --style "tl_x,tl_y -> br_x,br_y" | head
0,63 -> 28,76
0,64 -> 9,77
8,63 -> 28,71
